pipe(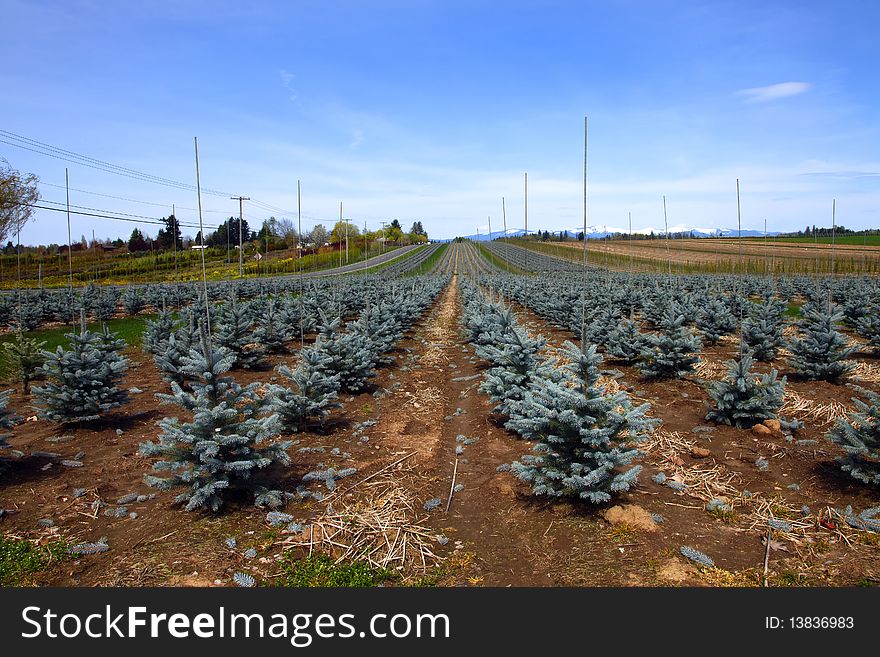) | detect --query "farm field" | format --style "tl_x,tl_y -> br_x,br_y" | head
0,240 -> 415,290
507,236 -> 880,275
1,240 -> 879,588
